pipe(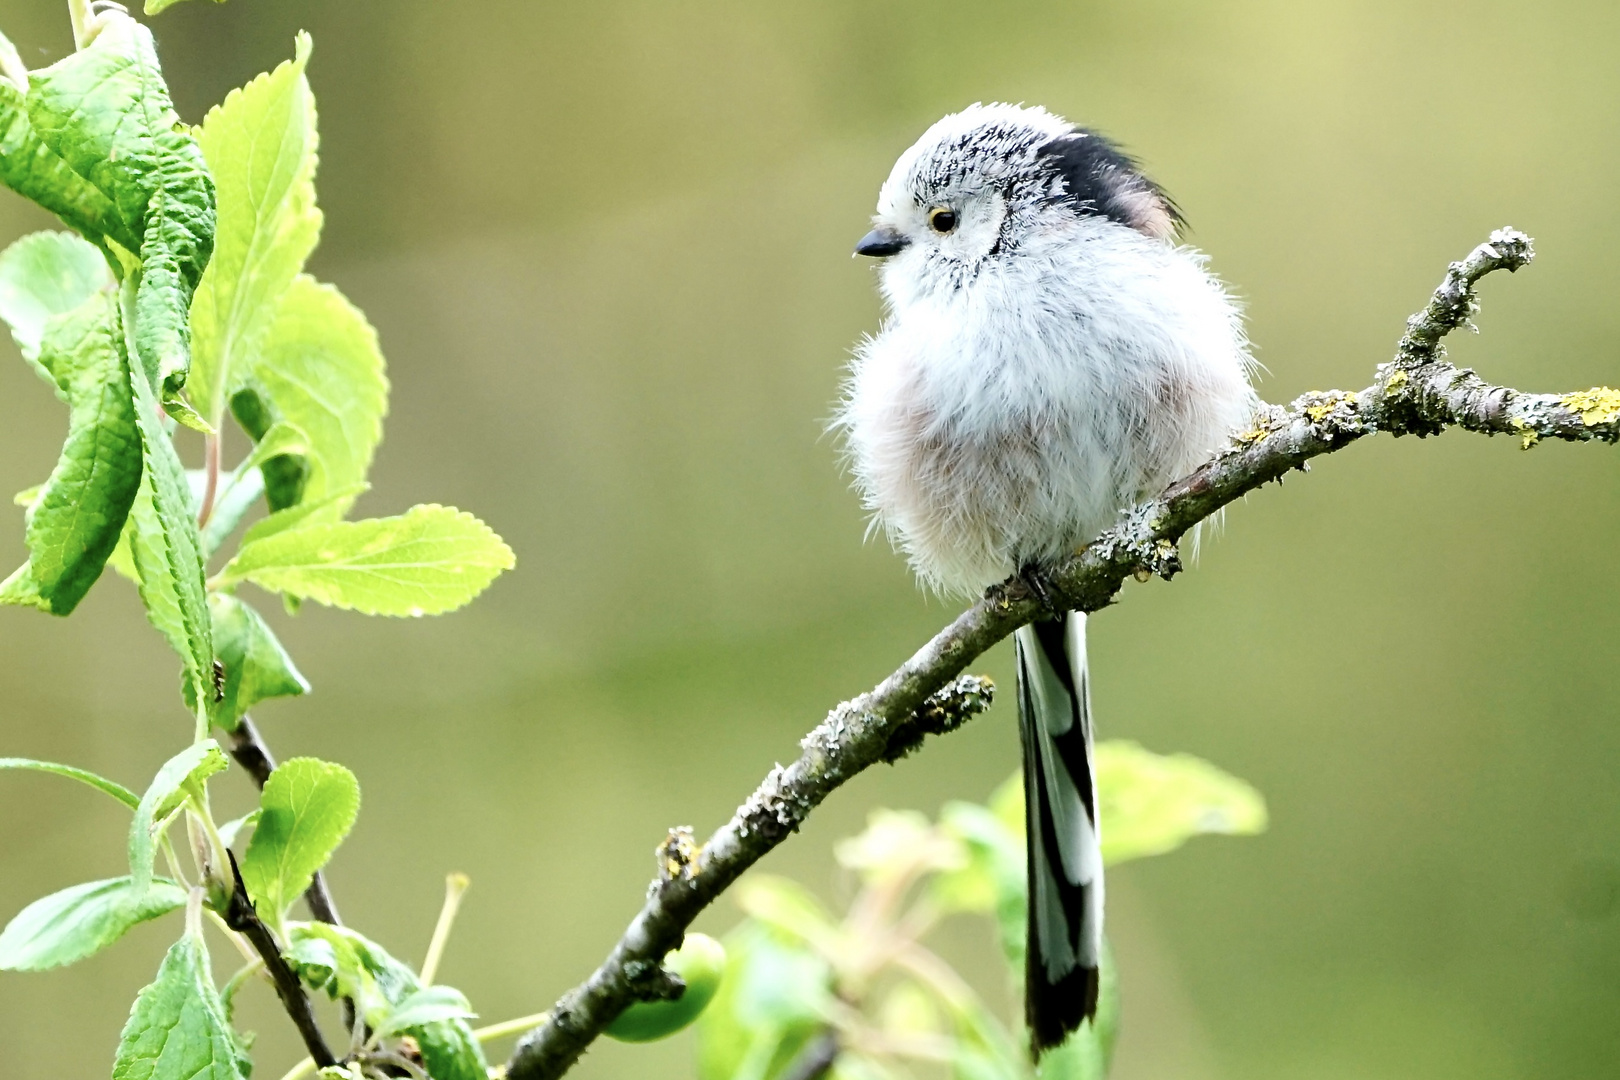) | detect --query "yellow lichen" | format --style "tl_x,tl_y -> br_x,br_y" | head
1510,417 -> 1540,451
1303,391 -> 1356,423
1233,425 -> 1271,447
1384,369 -> 1409,392
1561,386 -> 1620,427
